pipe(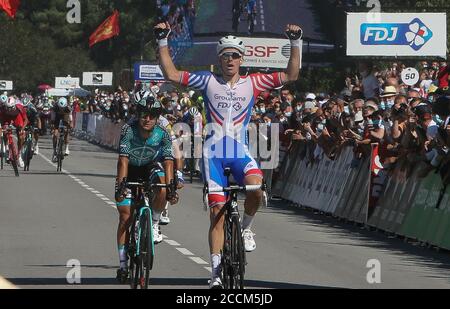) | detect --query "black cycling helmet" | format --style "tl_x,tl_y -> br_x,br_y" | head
136,94 -> 163,118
